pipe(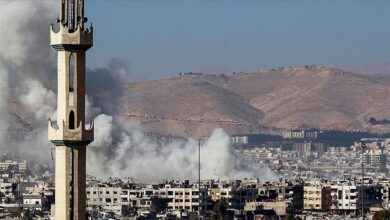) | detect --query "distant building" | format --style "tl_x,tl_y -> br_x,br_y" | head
293,142 -> 325,156
0,160 -> 27,173
363,149 -> 387,170
0,181 -> 14,203
156,184 -> 209,213
244,201 -> 288,217
328,147 -> 348,153
283,130 -> 318,140
312,143 -> 326,156
231,135 -> 249,145
303,183 -> 331,211
86,184 -> 125,216
293,143 -> 312,154
22,184 -> 55,212
330,182 -> 358,213
87,181 -> 210,216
